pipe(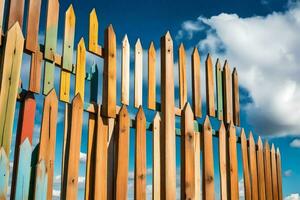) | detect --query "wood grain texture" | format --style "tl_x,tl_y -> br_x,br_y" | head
191,47 -> 202,118
160,31 -> 176,199
102,25 -> 116,118
232,68 -> 240,126
223,61 -> 233,124
0,148 -> 9,199
0,23 -> 24,155
264,141 -> 273,200
228,122 -> 239,199
195,131 -> 201,200
257,137 -> 266,200
218,121 -> 228,200
216,59 -> 223,120
29,51 -> 42,93
25,0 -> 42,52
121,35 -> 130,105
205,54 -> 215,117
249,132 -> 258,200
60,71 -> 71,102
75,38 -> 86,102
152,113 -> 161,200
276,149 -> 283,200
135,107 -> 147,199
202,116 -> 214,200
181,103 -> 195,199
62,94 -> 84,200
240,129 -> 251,200
0,0 -> 5,45
89,9 -> 99,54
94,111 -> 108,200
43,61 -> 56,95
36,89 -> 58,199
271,144 -> 279,200
115,105 -> 130,199
148,42 -> 156,110
178,43 -> 187,109
135,39 -> 143,108
7,0 -> 25,29
34,160 -> 48,200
